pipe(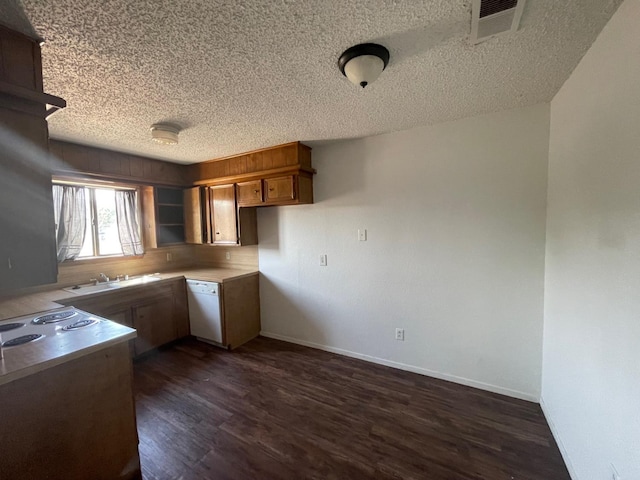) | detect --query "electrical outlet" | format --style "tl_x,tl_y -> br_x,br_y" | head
225,251 -> 231,260
358,229 -> 367,241
166,252 -> 172,262
395,328 -> 404,341
320,254 -> 327,266
611,464 -> 620,480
